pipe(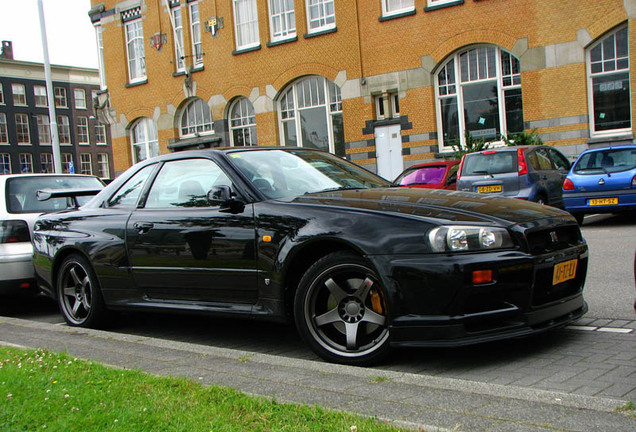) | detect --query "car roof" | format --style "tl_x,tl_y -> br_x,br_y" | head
467,145 -> 543,155
406,160 -> 460,169
578,145 -> 636,155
